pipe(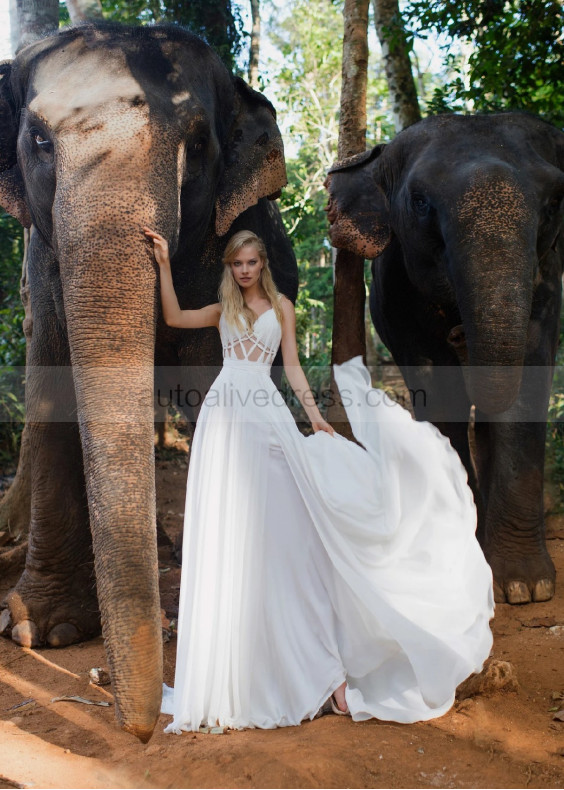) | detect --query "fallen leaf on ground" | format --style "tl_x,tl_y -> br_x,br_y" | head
51,695 -> 111,707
